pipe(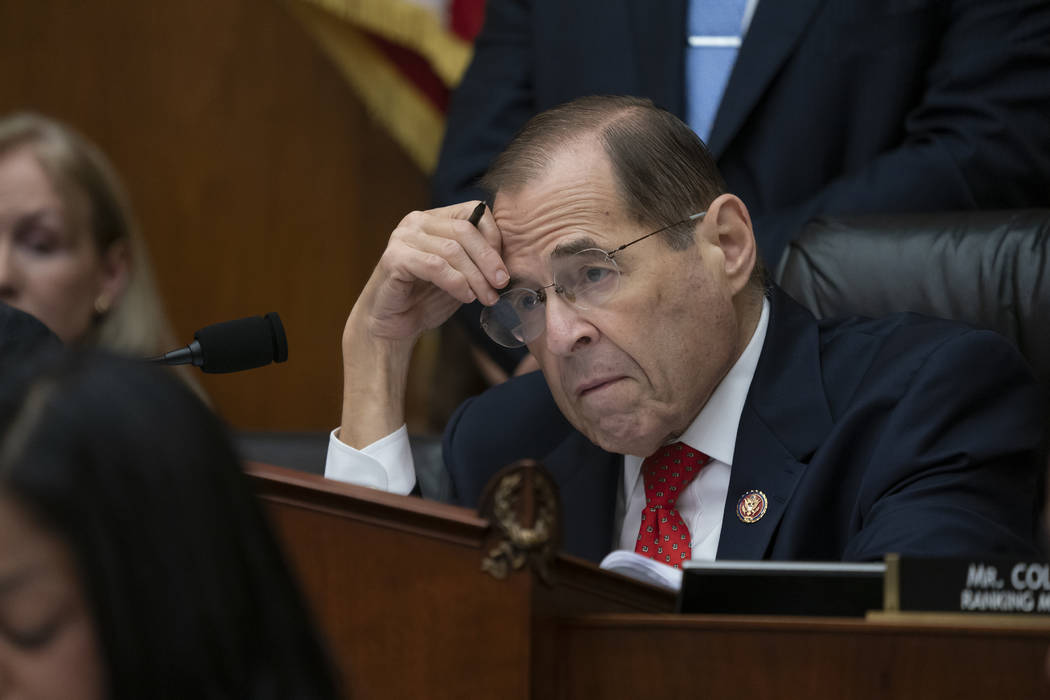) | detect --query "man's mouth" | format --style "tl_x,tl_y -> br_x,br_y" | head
576,376 -> 624,397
